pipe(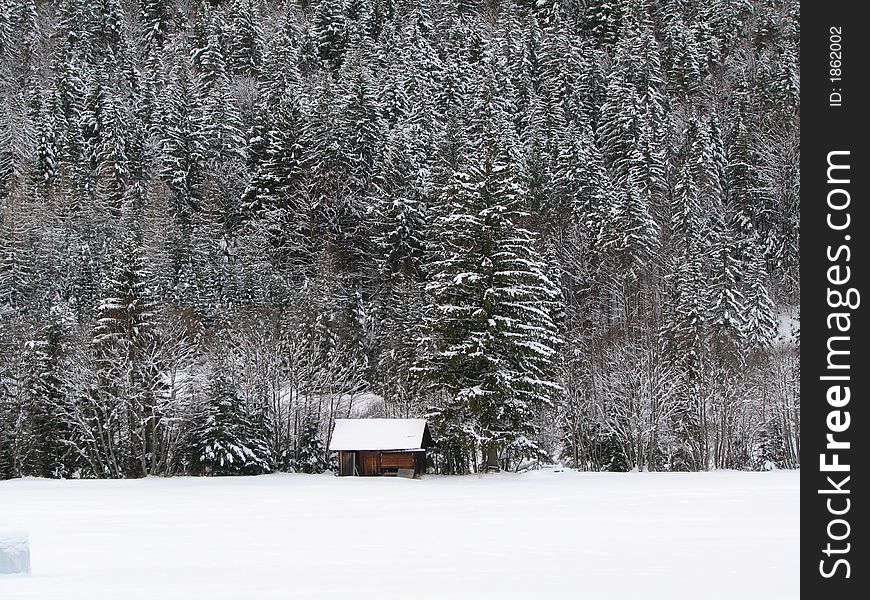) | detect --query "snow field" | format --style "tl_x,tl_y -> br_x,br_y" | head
0,470 -> 798,599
